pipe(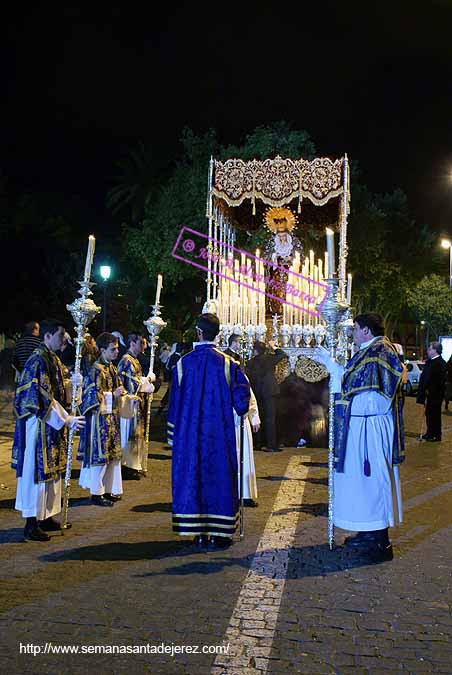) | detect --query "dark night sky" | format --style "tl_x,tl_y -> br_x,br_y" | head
2,1 -> 452,235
